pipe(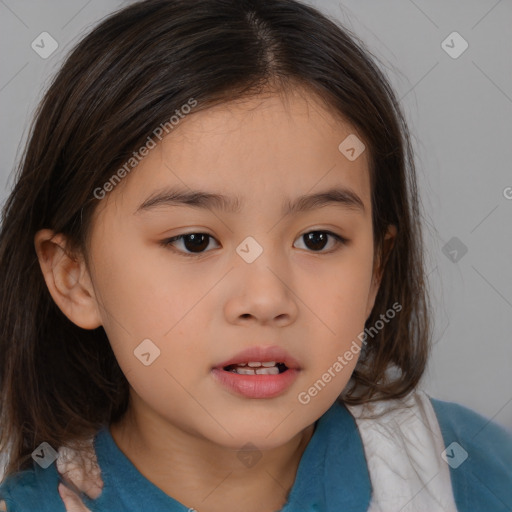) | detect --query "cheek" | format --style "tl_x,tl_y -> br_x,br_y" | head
91,235 -> 206,335
88,238 -> 218,386
296,249 -> 374,393
306,252 -> 374,338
